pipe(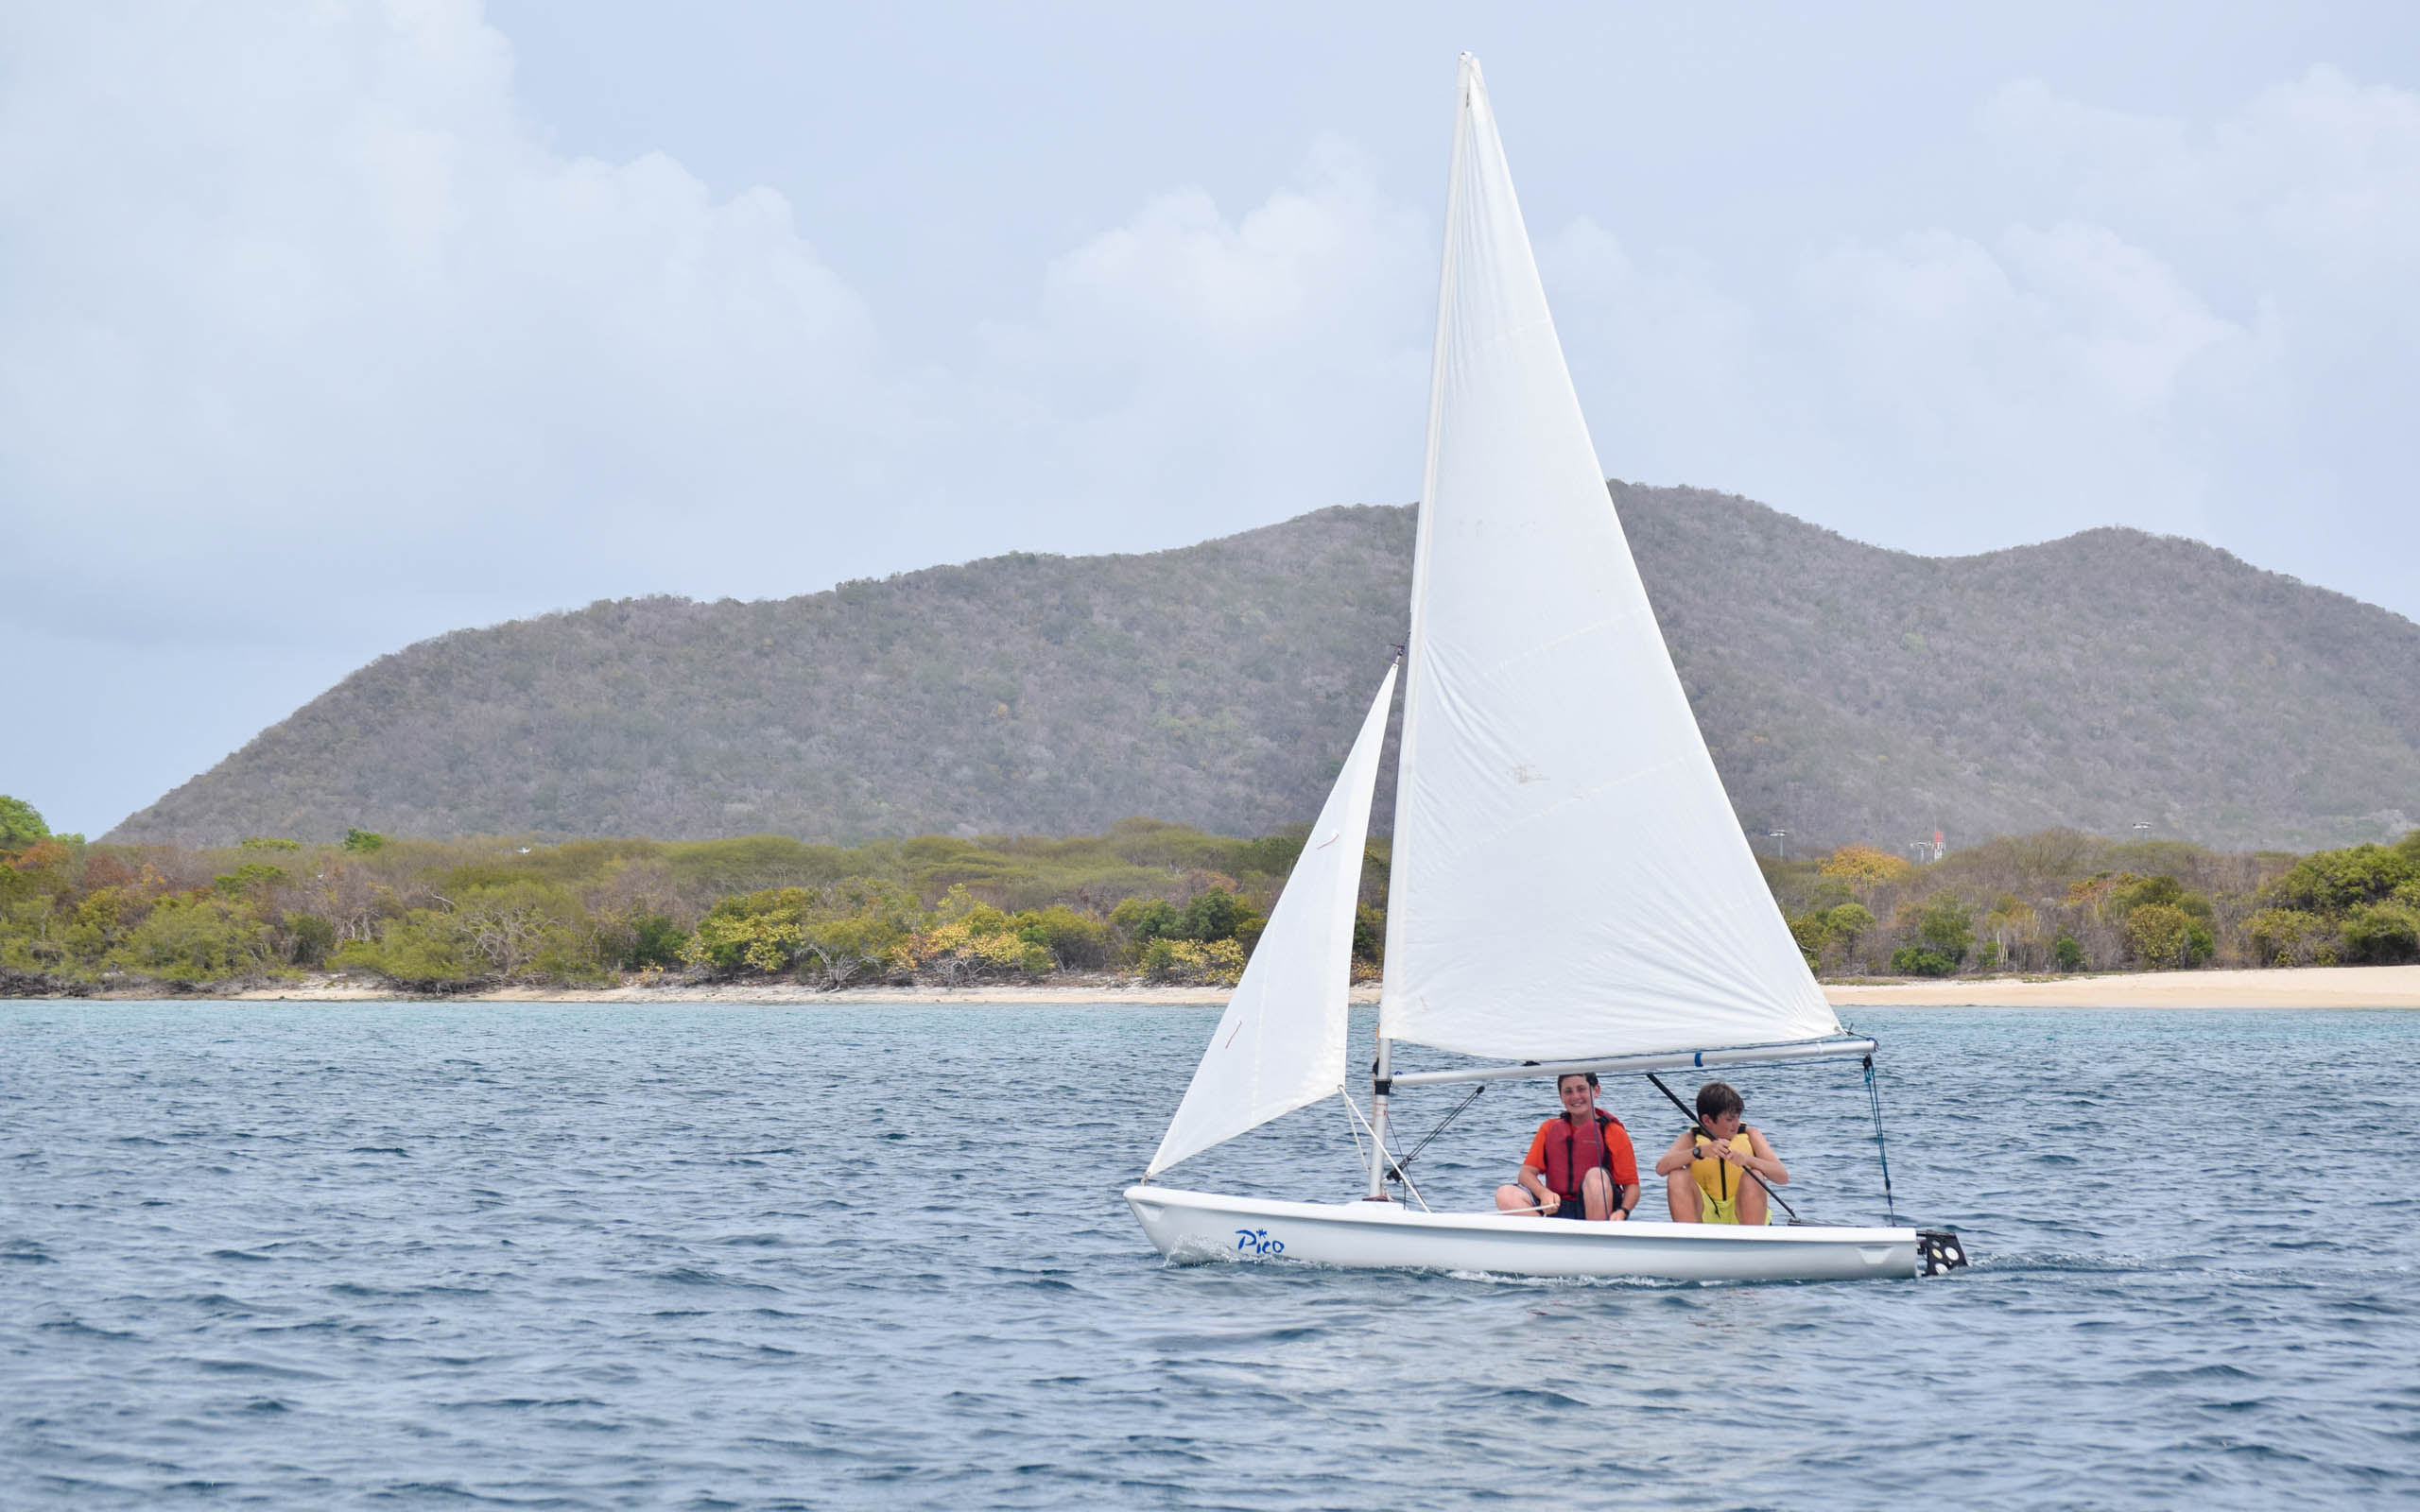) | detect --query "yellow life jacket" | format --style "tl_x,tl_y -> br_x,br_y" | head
1688,1128 -> 1760,1205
